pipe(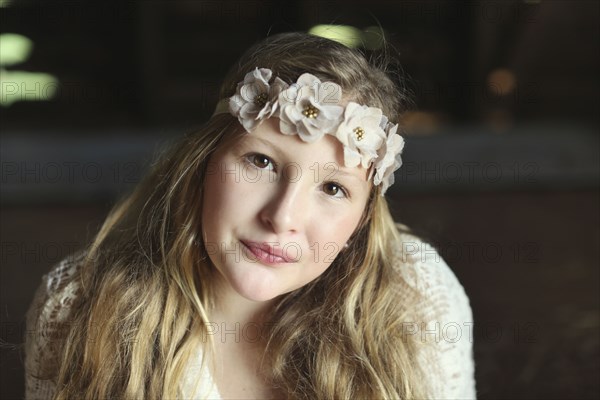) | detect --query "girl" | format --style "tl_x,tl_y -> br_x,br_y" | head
25,32 -> 475,399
